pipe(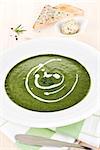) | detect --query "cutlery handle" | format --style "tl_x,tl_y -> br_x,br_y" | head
15,134 -> 85,149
